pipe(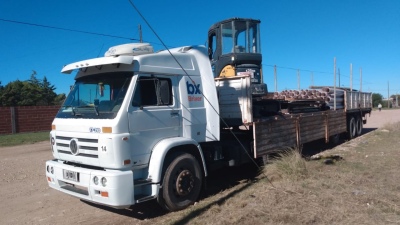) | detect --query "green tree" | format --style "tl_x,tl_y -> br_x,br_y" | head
0,80 -> 25,106
0,71 -> 61,106
40,76 -> 57,105
372,93 -> 383,108
54,93 -> 66,105
20,81 -> 42,105
29,70 -> 40,86
0,81 -> 3,105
